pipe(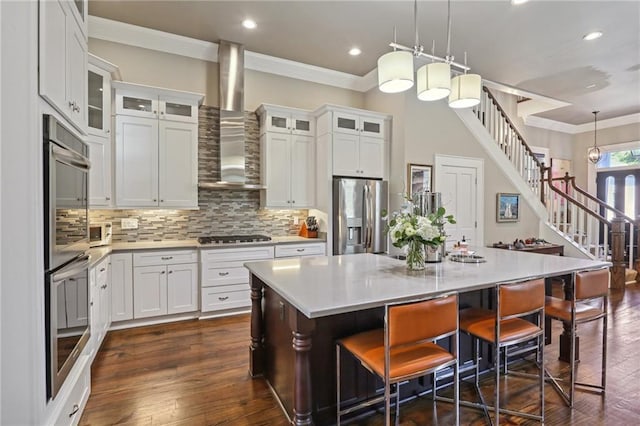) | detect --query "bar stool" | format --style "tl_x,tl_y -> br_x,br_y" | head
545,267 -> 609,407
459,278 -> 545,425
336,293 -> 459,426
